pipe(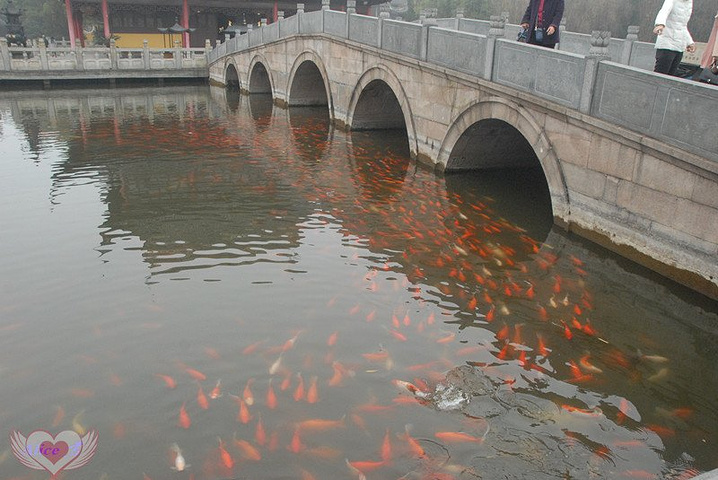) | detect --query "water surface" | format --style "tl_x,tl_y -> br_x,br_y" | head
0,86 -> 716,480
